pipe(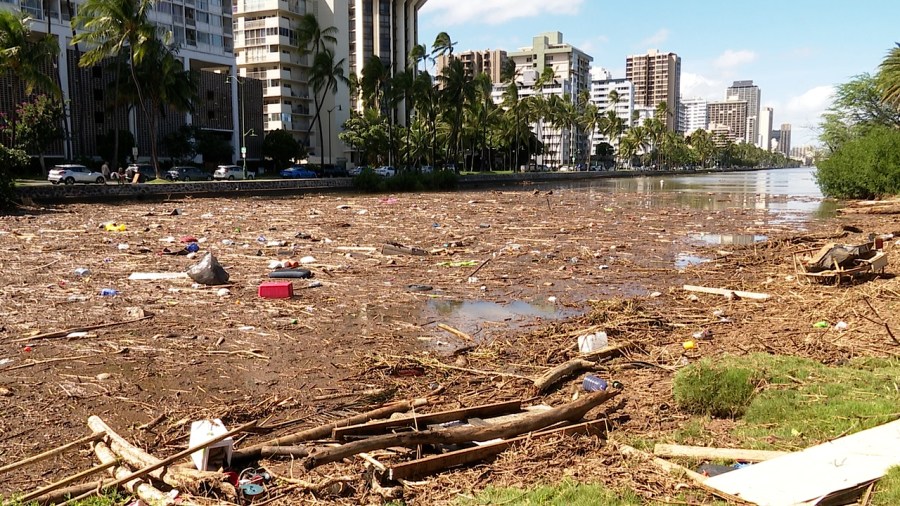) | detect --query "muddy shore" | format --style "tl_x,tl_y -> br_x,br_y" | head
1,183 -> 897,504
